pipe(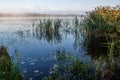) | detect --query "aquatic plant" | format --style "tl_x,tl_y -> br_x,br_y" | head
83,6 -> 120,37
45,19 -> 54,33
93,43 -> 120,80
0,46 -> 22,80
82,7 -> 120,79
83,6 -> 120,55
35,19 -> 63,43
55,48 -> 72,61
74,16 -> 79,27
42,49 -> 92,80
54,19 -> 62,33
